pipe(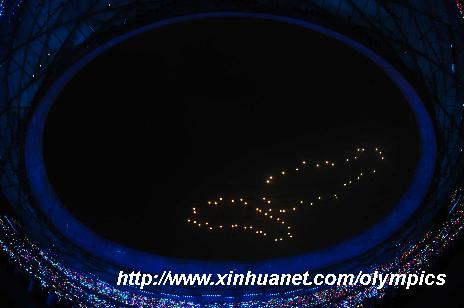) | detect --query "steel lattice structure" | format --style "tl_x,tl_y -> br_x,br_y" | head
0,0 -> 464,306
